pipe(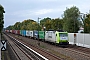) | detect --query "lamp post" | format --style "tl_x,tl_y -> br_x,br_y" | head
80,13 -> 87,47
43,27 -> 46,41
37,17 -> 41,46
